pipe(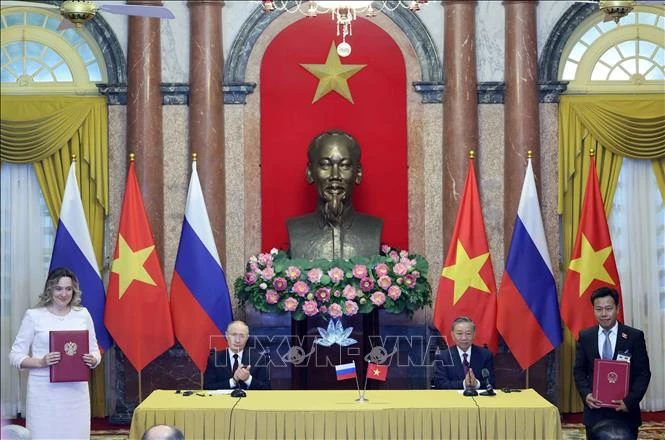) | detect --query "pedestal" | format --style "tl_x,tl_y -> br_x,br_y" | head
291,310 -> 379,390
